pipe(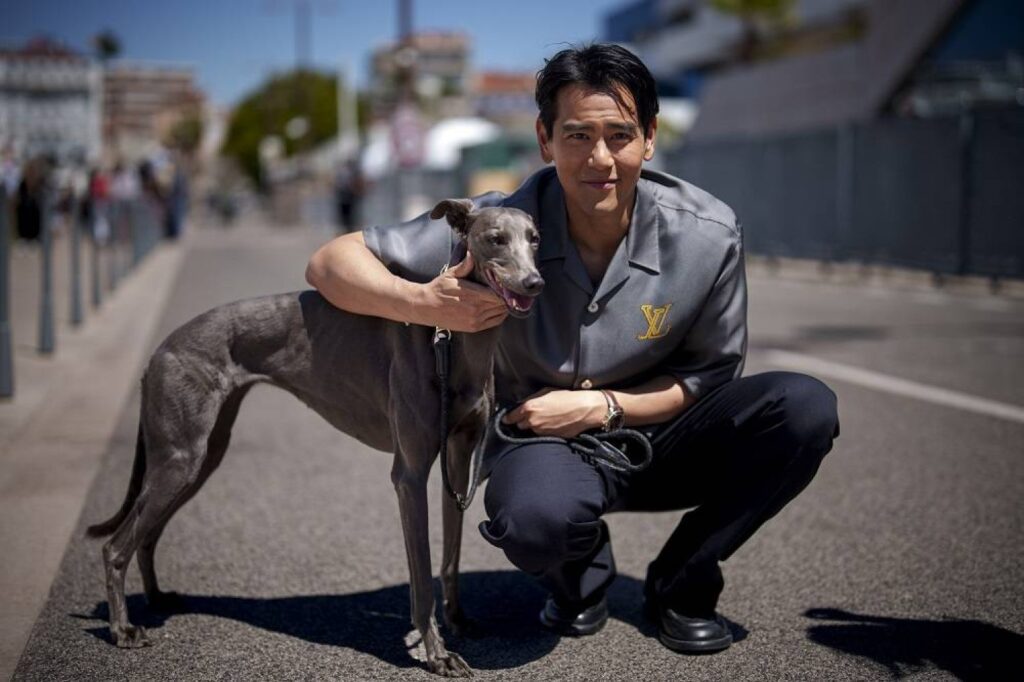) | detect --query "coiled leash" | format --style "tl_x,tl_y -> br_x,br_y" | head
490,407 -> 654,474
